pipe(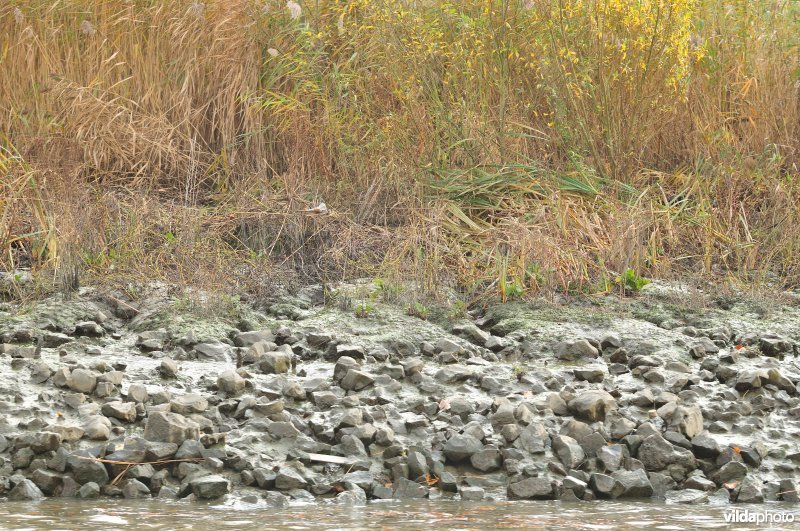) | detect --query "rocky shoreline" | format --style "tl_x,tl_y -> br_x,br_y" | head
0,281 -> 798,507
